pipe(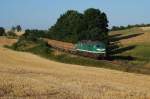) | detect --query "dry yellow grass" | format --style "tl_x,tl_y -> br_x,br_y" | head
45,38 -> 75,50
0,46 -> 150,99
110,27 -> 150,45
0,37 -> 17,46
15,31 -> 25,36
120,31 -> 150,45
141,27 -> 150,31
